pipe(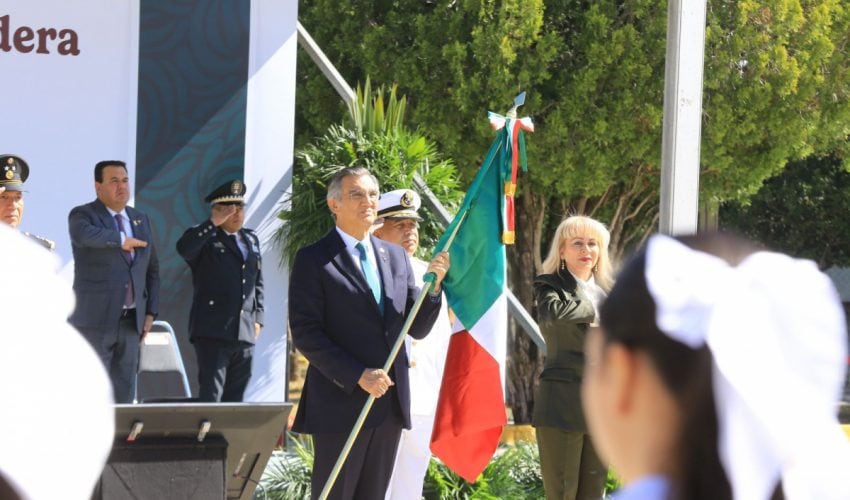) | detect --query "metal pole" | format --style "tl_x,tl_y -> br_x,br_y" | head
296,22 -> 355,105
658,0 -> 708,236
